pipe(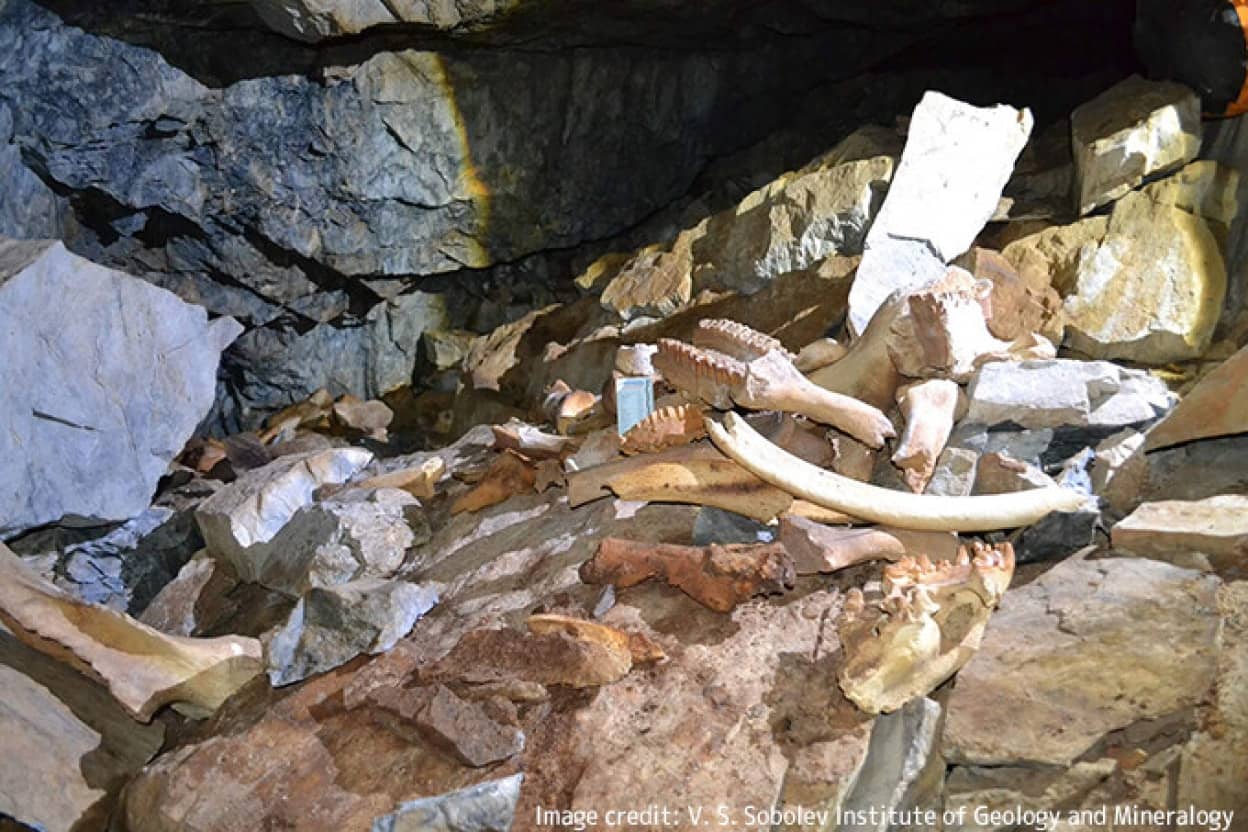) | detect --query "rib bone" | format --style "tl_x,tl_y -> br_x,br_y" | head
706,412 -> 1085,531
